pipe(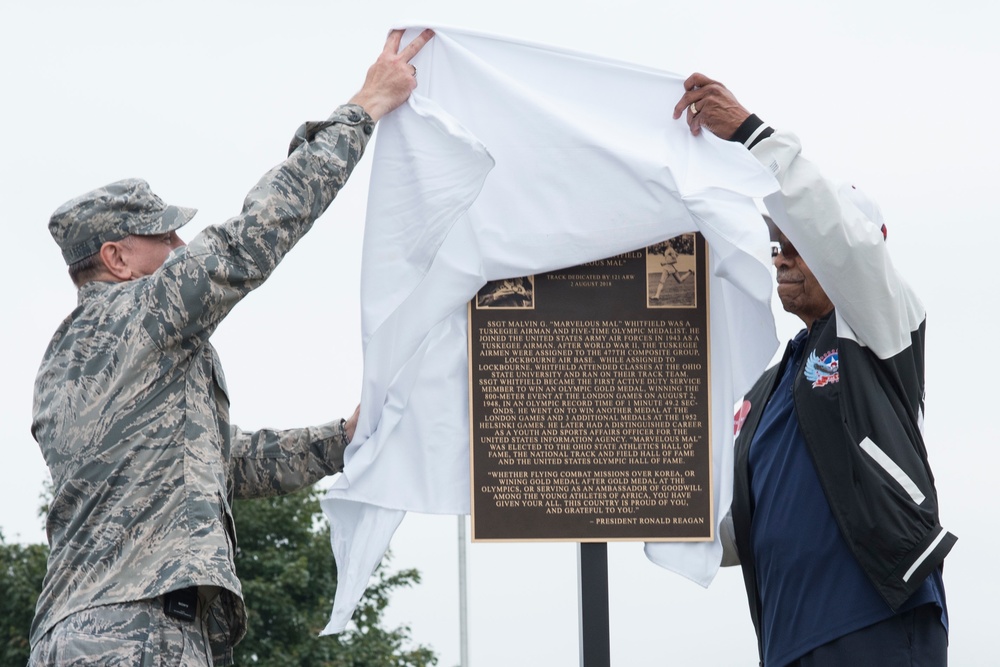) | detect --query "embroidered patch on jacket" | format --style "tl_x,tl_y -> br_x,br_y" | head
734,400 -> 751,436
805,349 -> 839,388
